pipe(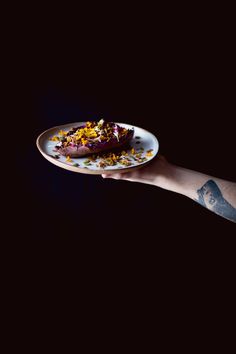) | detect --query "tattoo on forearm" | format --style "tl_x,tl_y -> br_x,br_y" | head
196,180 -> 236,223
